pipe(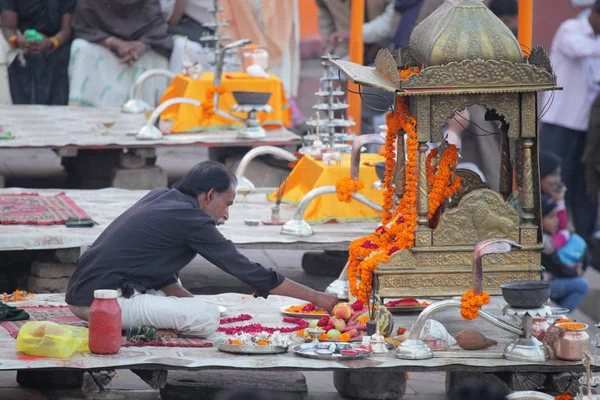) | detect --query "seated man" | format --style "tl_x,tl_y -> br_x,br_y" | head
66,161 -> 338,337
